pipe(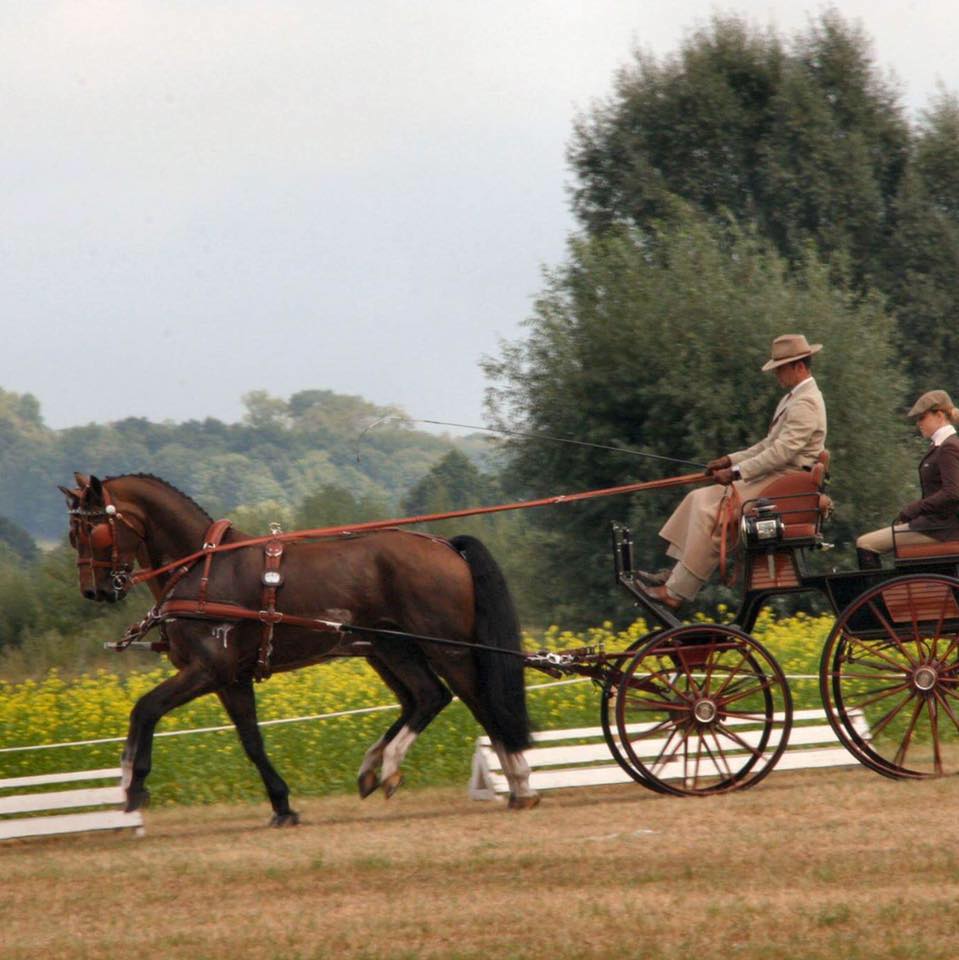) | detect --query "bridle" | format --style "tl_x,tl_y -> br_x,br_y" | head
69,485 -> 146,596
